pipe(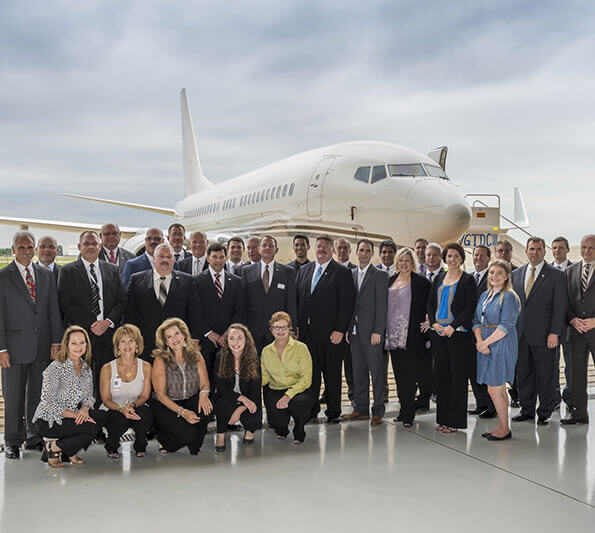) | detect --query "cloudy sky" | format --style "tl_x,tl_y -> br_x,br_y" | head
0,0 -> 593,250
